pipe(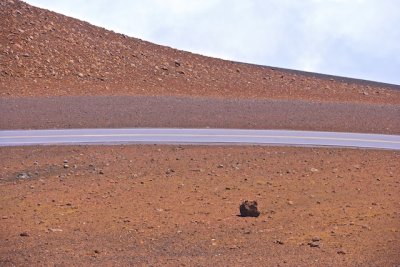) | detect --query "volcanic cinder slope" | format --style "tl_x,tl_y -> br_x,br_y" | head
1,0 -> 400,104
1,1 -> 399,266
